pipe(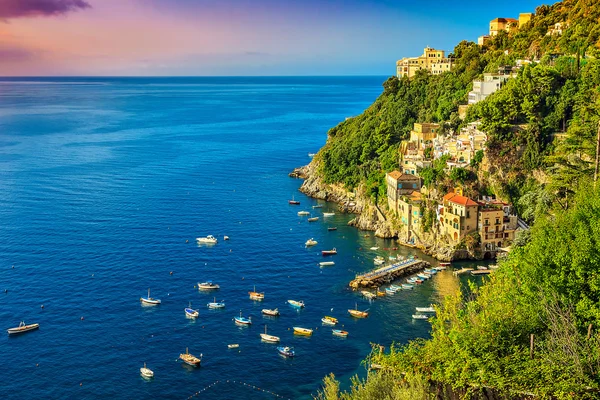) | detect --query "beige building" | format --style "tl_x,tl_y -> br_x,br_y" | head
386,171 -> 421,215
440,189 -> 479,242
398,191 -> 424,242
396,47 -> 453,78
478,201 -> 518,253
409,122 -> 440,147
489,18 -> 518,36
519,13 -> 533,27
477,35 -> 491,46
